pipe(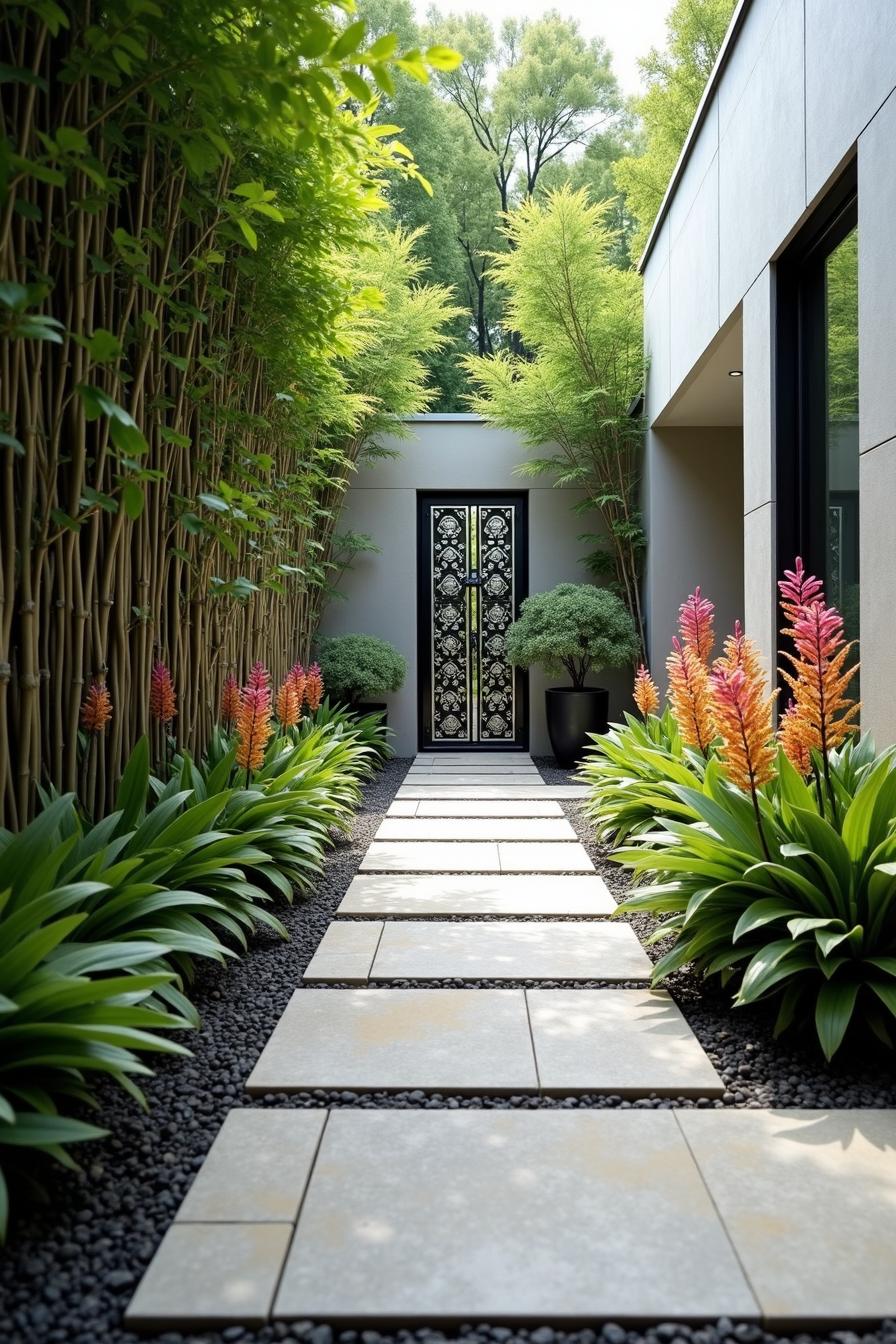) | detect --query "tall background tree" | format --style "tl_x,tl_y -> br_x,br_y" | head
614,0 -> 737,257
